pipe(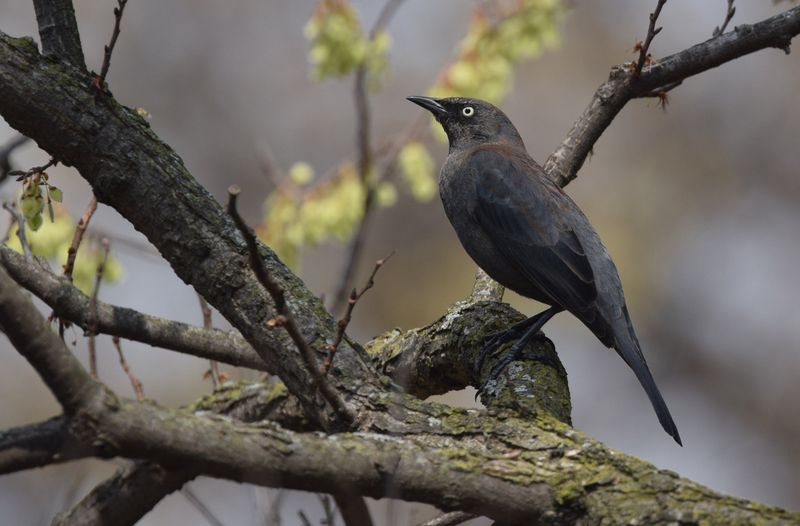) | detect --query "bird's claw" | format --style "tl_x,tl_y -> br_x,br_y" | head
473,326 -> 529,376
474,335 -> 557,401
